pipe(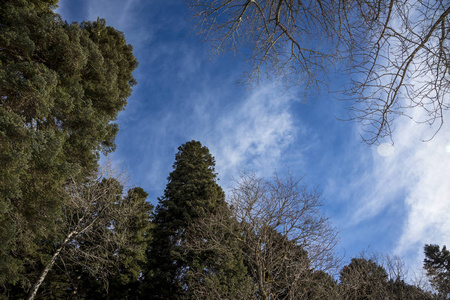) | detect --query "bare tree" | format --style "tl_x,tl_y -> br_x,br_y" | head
186,172 -> 340,300
188,0 -> 450,144
231,172 -> 339,299
27,169 -> 152,300
346,0 -> 450,144
382,253 -> 408,281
